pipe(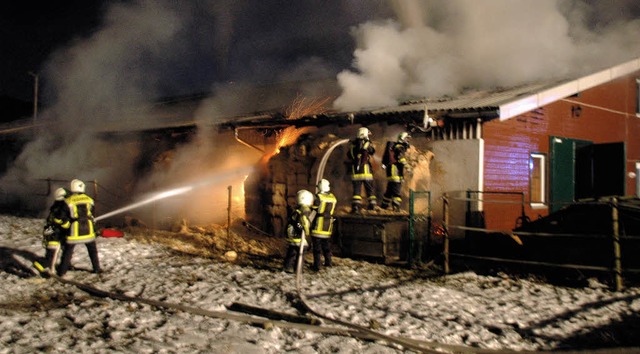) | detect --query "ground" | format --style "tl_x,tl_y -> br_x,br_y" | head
1,214 -> 640,353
